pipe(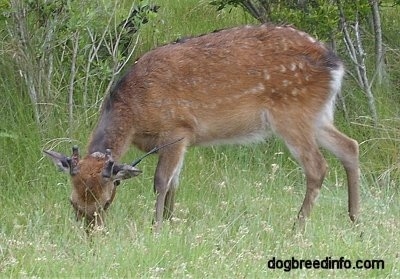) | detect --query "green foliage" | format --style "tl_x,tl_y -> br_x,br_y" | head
210,0 -> 371,41
1,0 -> 159,134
